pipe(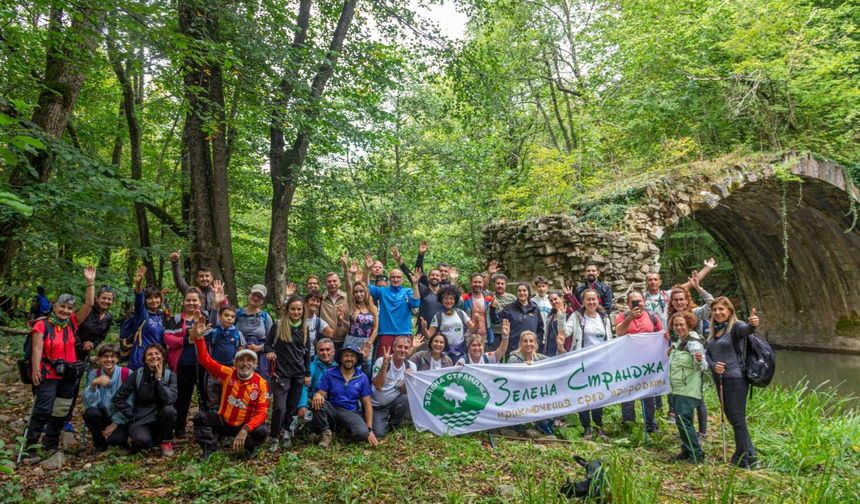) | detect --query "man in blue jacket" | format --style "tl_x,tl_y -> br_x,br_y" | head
369,268 -> 421,358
